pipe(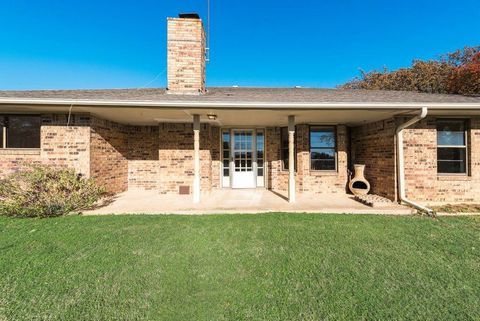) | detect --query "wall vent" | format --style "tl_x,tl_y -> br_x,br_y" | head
179,186 -> 190,195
